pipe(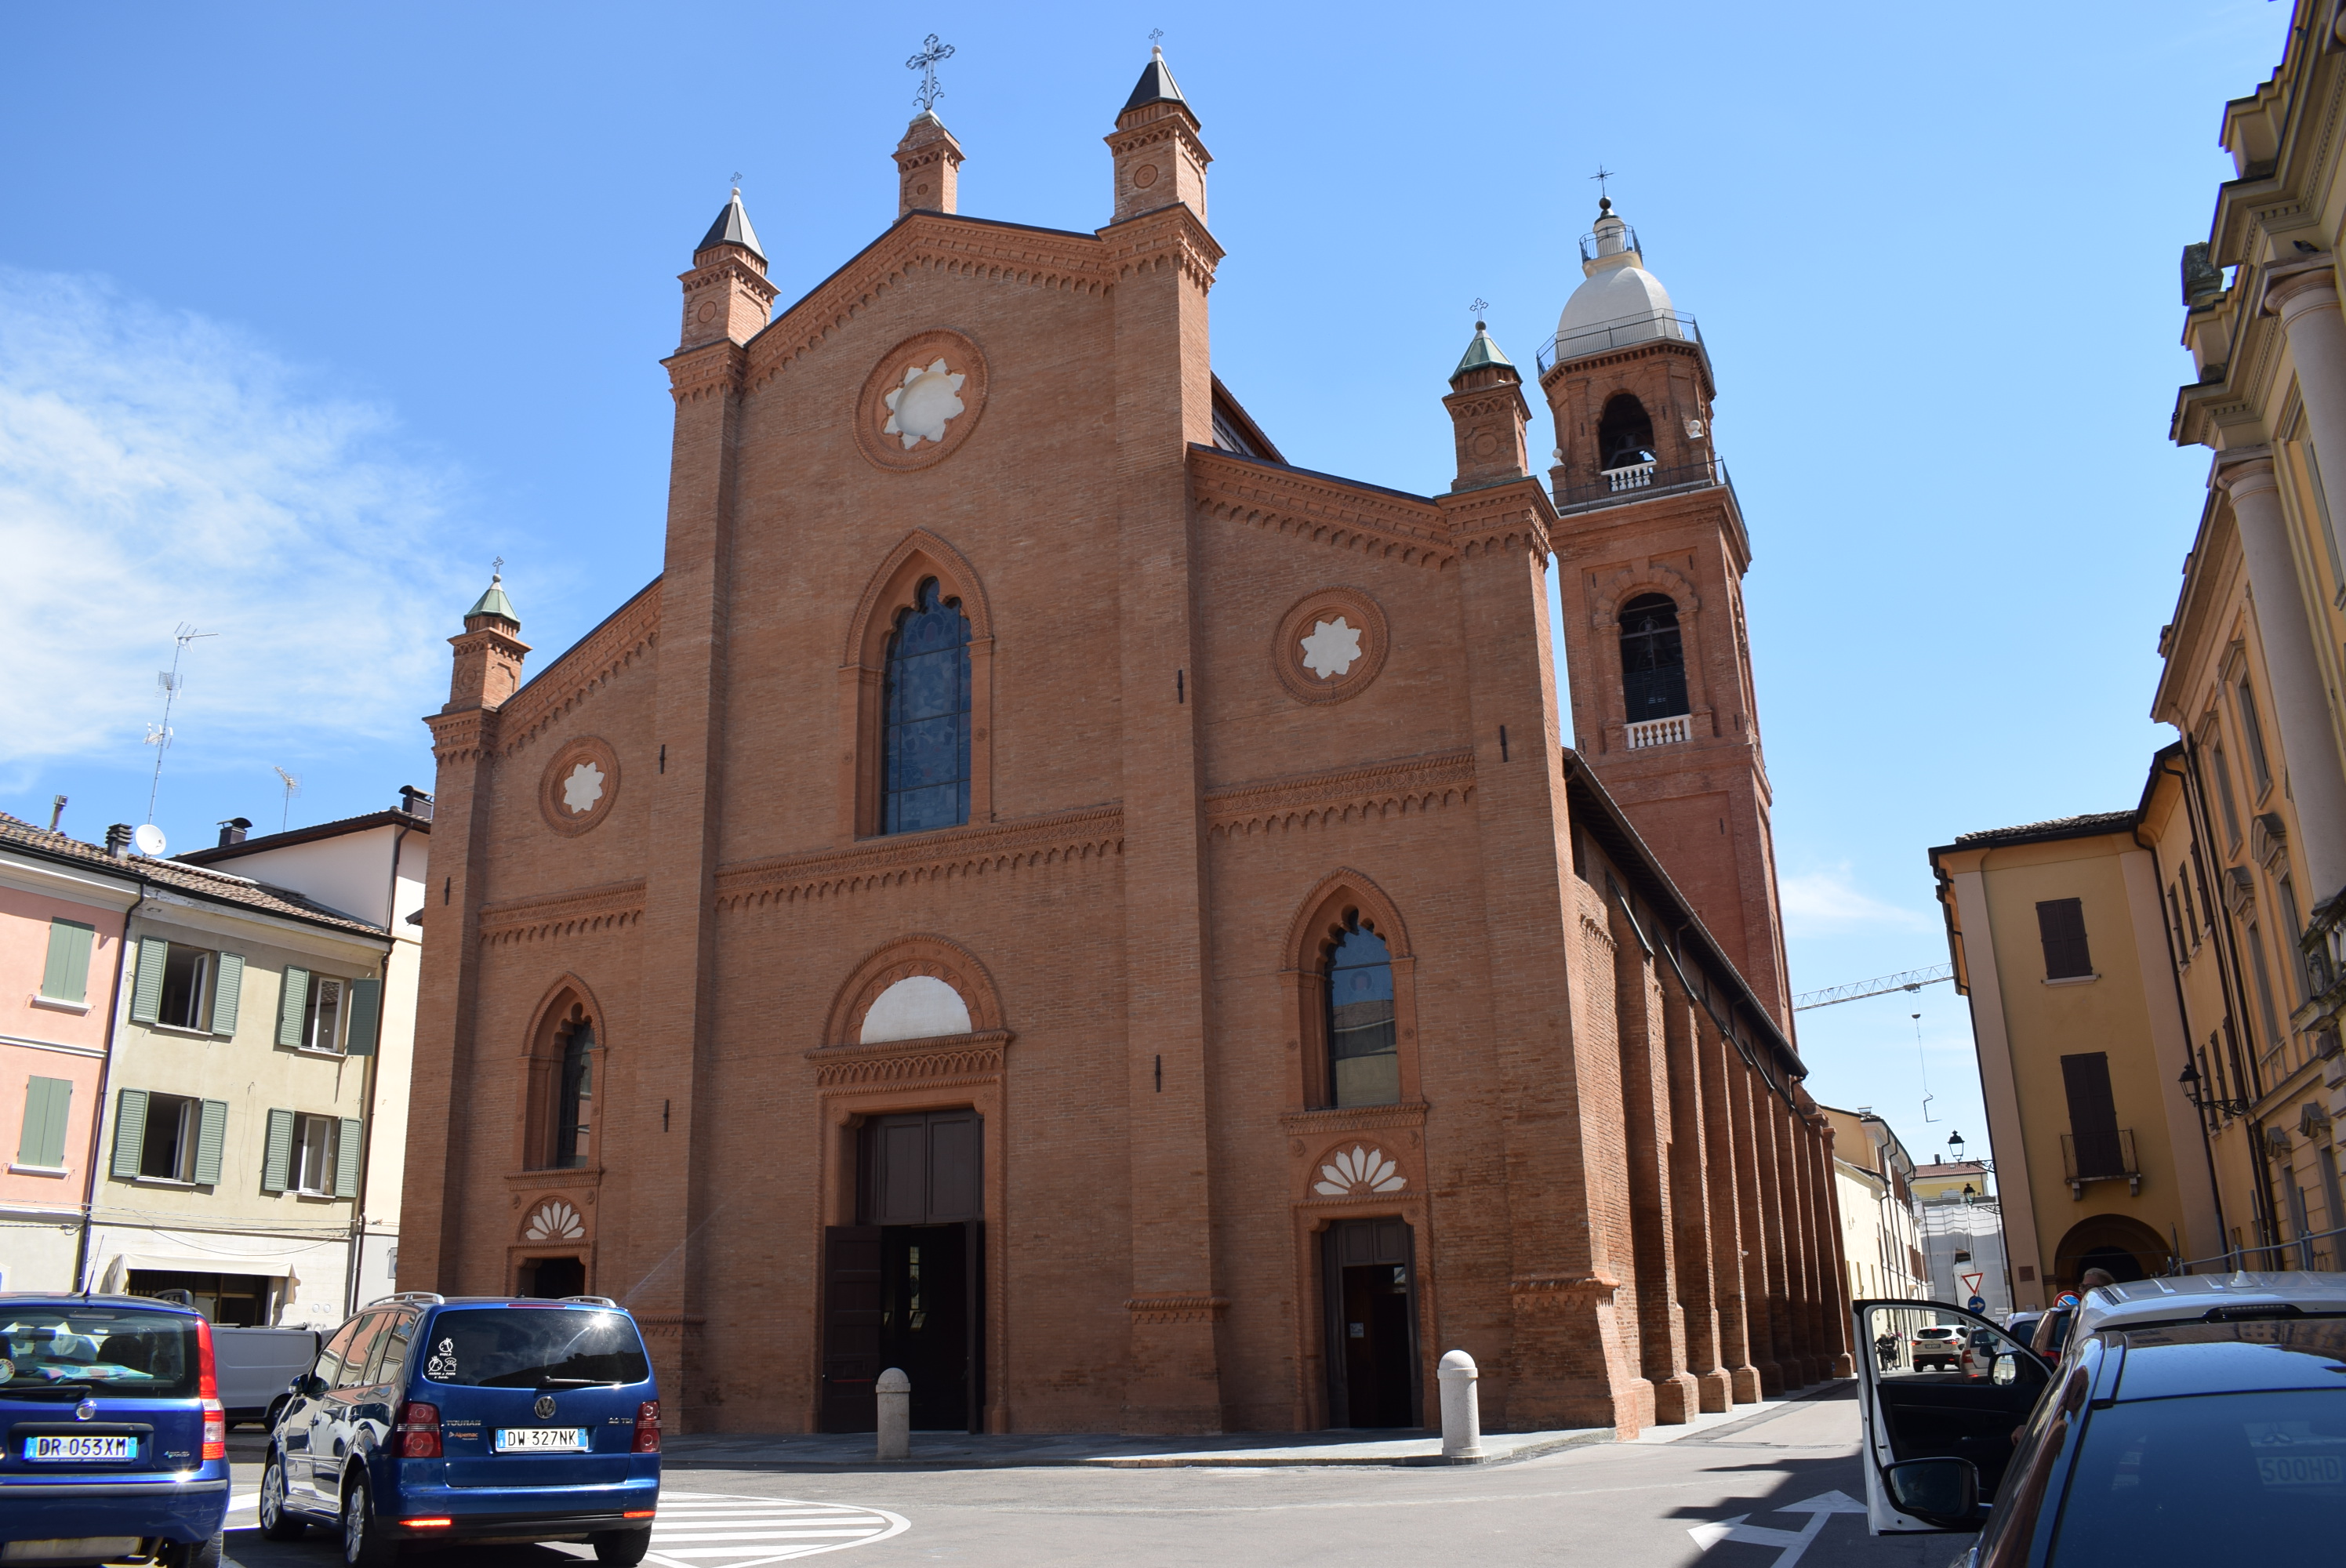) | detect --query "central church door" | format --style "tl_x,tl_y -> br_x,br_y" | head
1323,1218 -> 1422,1428
821,1109 -> 983,1433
